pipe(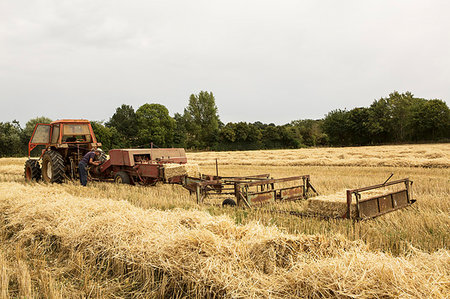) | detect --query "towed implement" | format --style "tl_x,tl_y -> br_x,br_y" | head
89,148 -> 190,185
343,177 -> 415,220
182,174 -> 318,205
24,120 -> 416,220
180,172 -> 415,220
